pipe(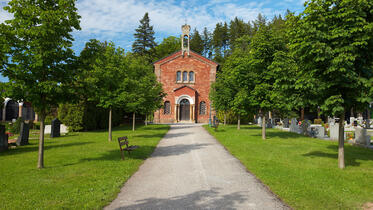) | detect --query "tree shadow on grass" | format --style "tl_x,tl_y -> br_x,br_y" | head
0,141 -> 94,157
252,130 -> 305,140
302,144 -> 373,167
109,188 -> 253,210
